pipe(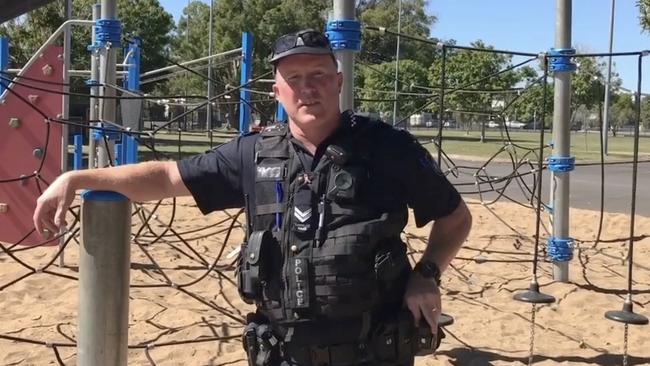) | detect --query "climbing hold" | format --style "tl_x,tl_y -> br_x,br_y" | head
33,148 -> 44,159
8,117 -> 20,129
42,64 -> 53,76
